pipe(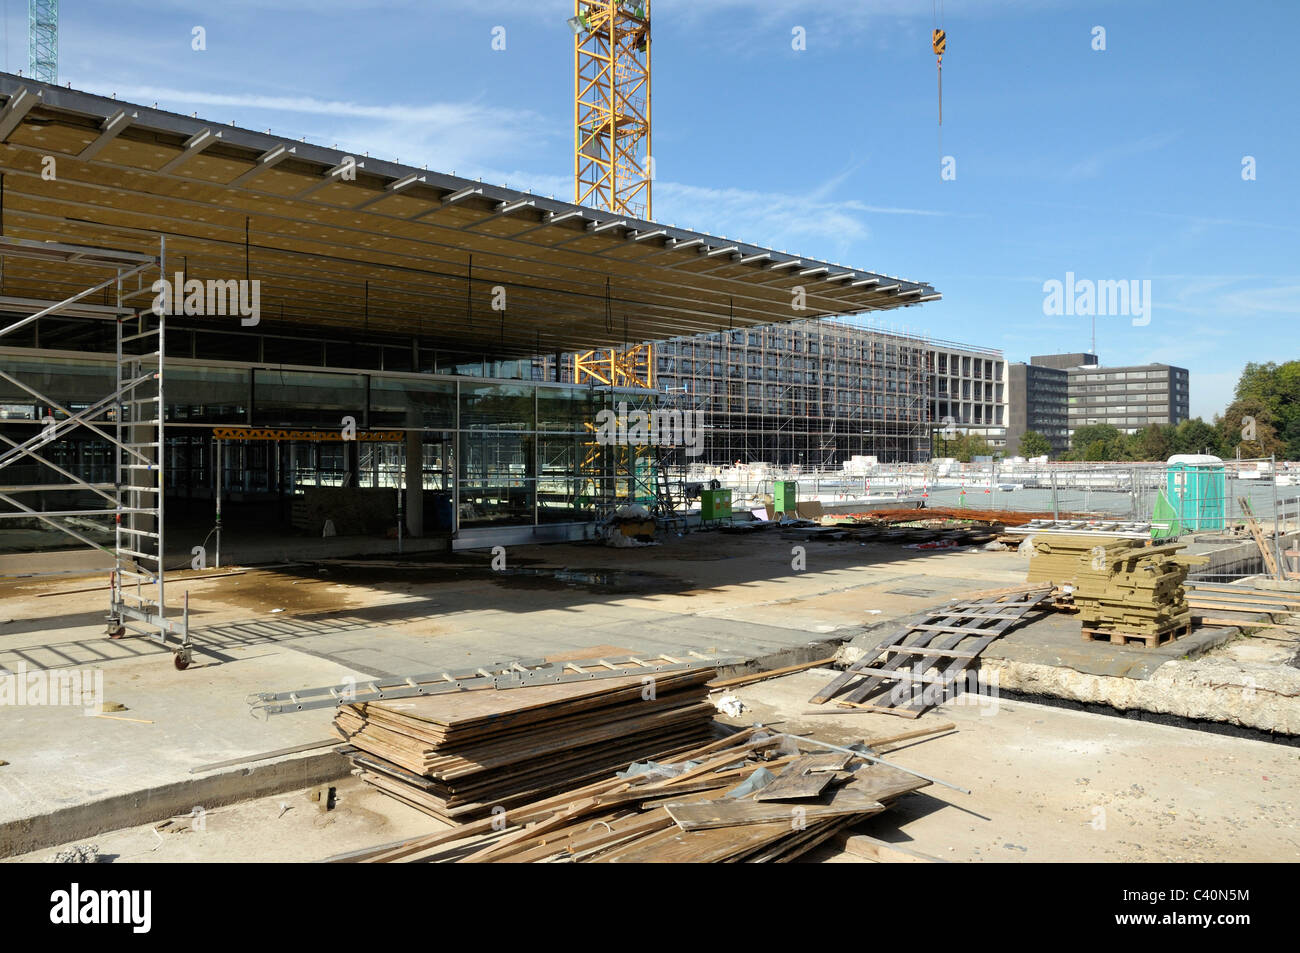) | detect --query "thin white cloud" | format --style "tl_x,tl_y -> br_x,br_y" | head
69,82 -> 540,128
64,81 -> 553,170
1064,133 -> 1179,181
